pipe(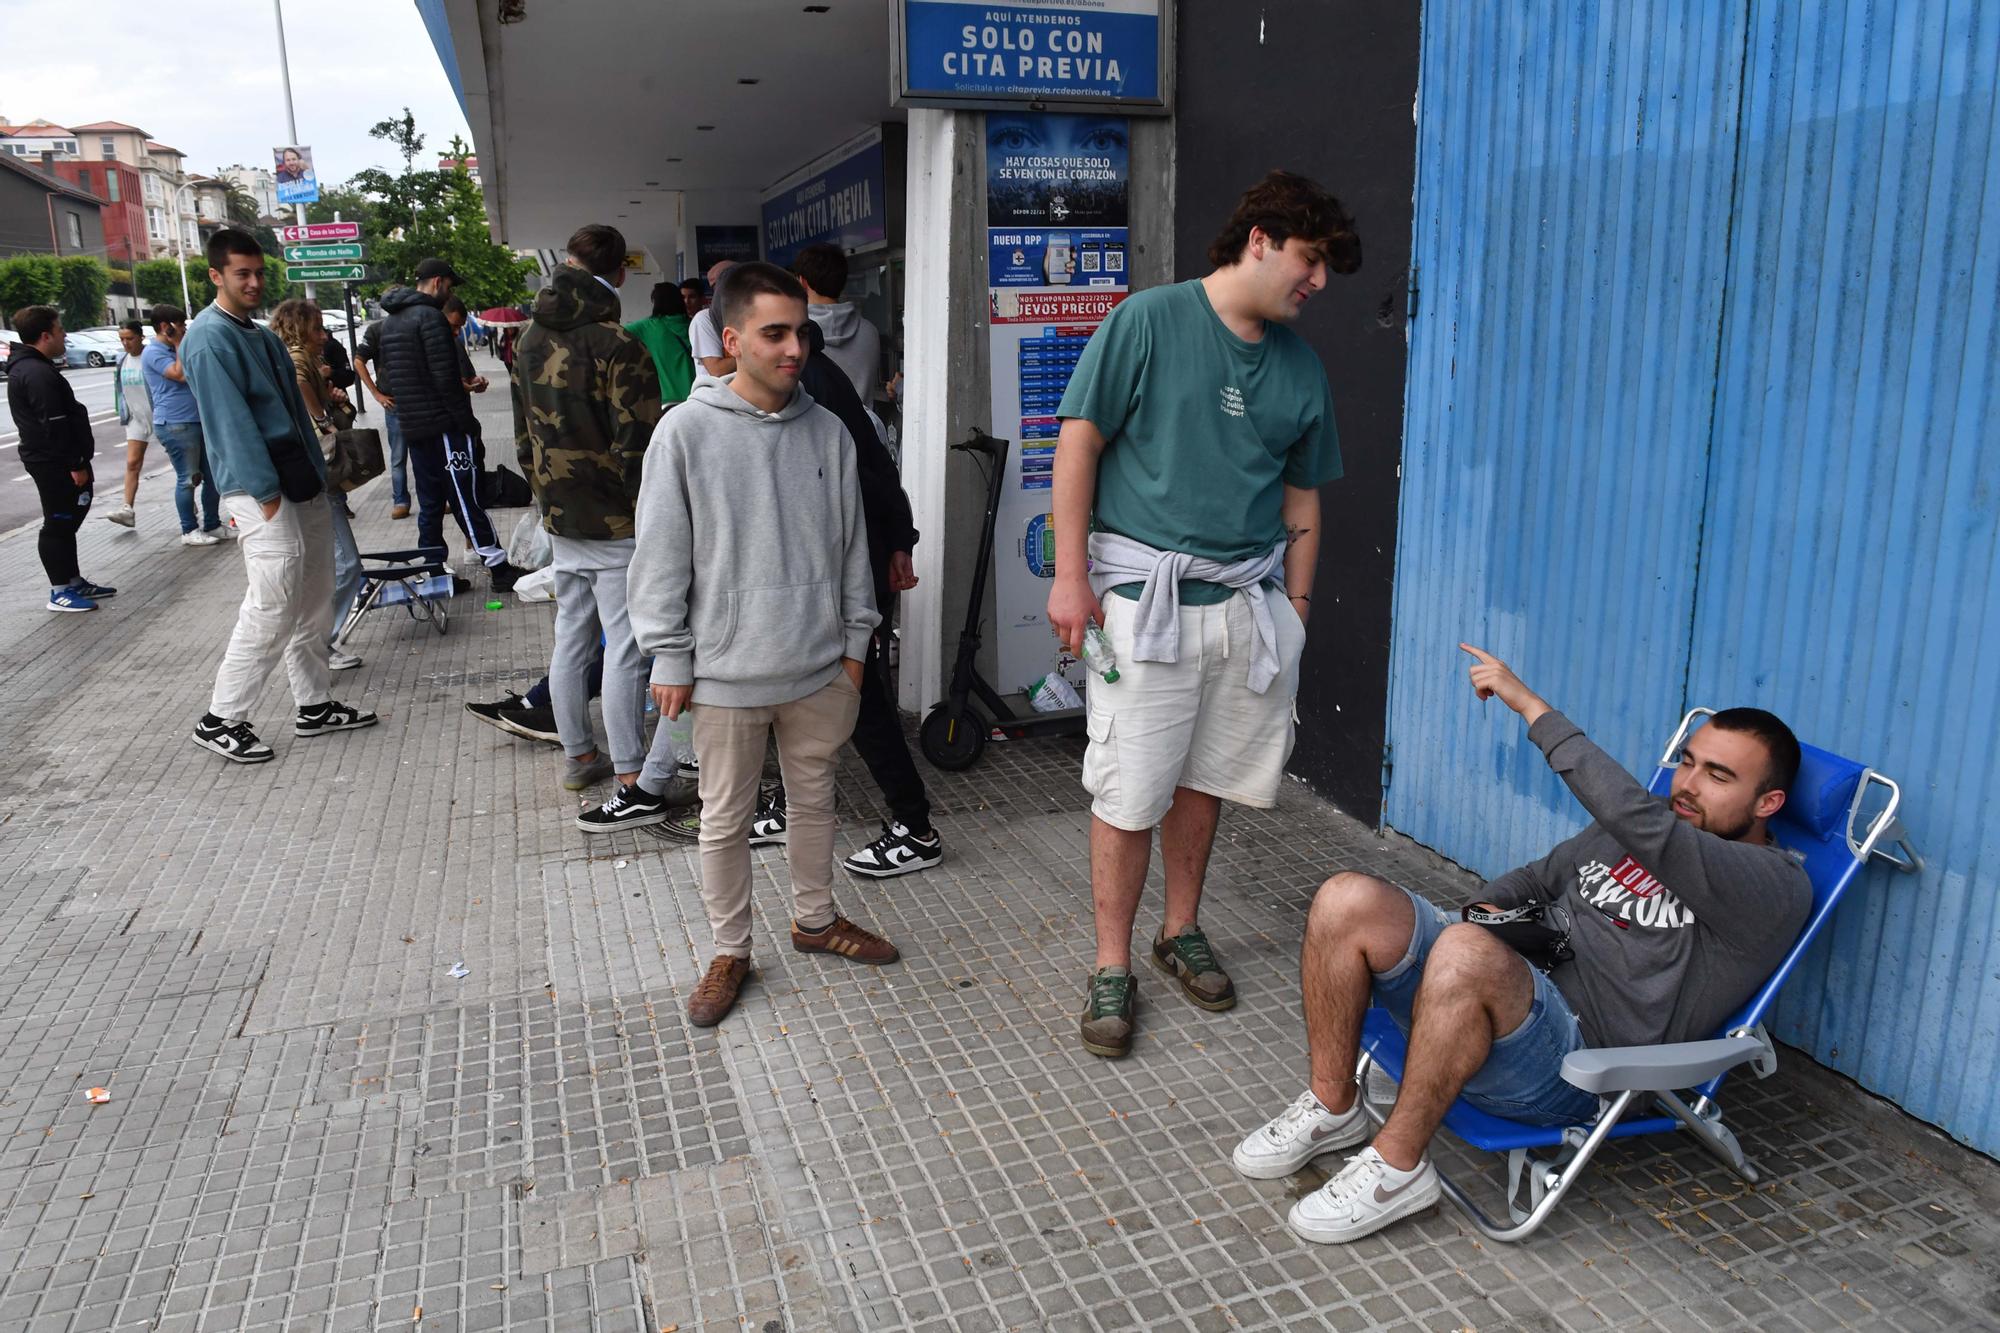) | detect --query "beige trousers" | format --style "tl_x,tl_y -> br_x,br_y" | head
692,674 -> 861,958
